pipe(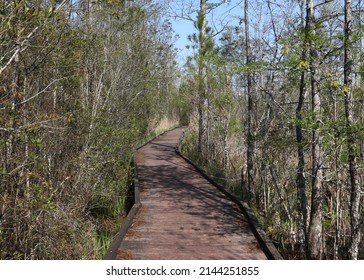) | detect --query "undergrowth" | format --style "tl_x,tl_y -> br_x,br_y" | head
93,118 -> 179,259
